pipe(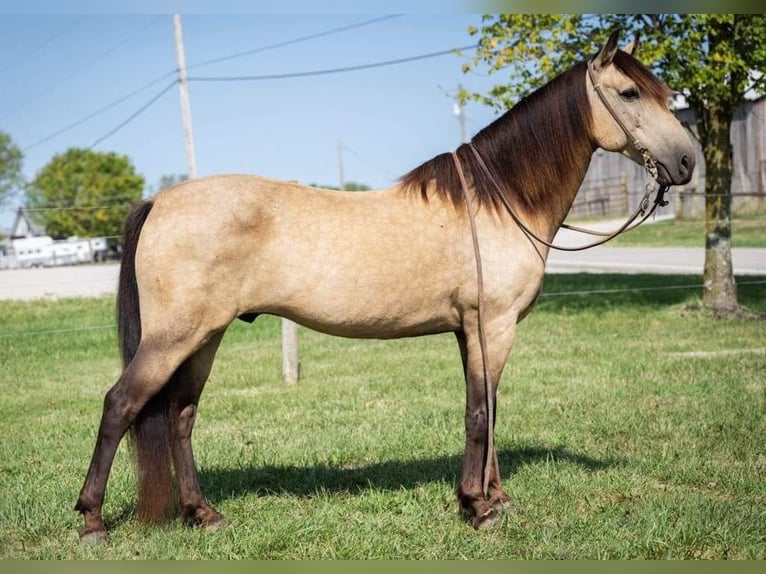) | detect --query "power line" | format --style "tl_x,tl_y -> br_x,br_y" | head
18,16 -> 403,152
1,17 -> 164,121
25,42 -> 476,153
22,70 -> 177,152
87,79 -> 178,149
341,144 -> 399,180
0,16 -> 87,75
20,204 -> 134,213
188,15 -> 403,71
187,44 -> 478,82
